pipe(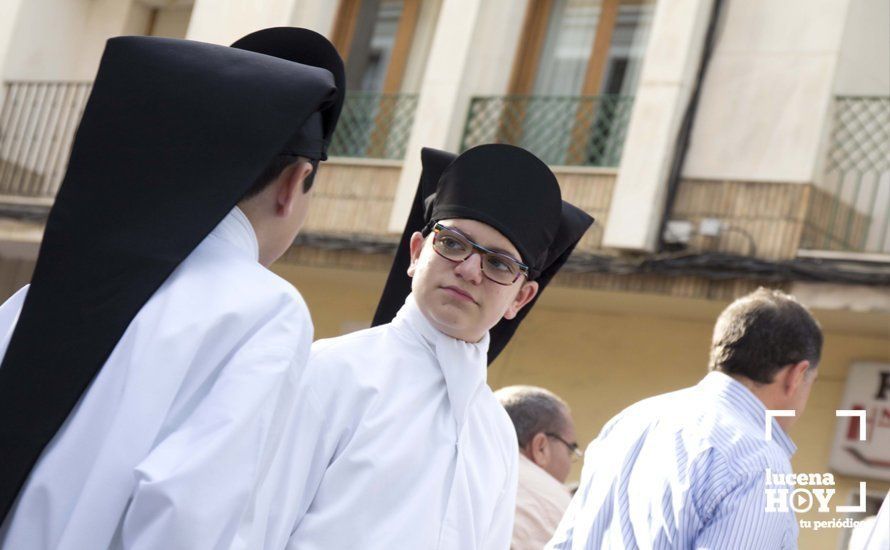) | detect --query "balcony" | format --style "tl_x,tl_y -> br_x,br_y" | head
328,92 -> 418,160
460,94 -> 634,167
0,81 -> 92,201
802,96 -> 890,255
0,84 -> 419,211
